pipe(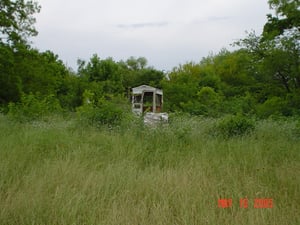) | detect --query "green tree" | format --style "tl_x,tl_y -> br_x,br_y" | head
77,55 -> 124,95
0,44 -> 71,106
137,57 -> 147,69
15,48 -> 68,96
199,55 -> 221,91
126,56 -> 147,70
121,56 -> 164,91
213,49 -> 256,97
56,71 -> 87,110
161,63 -> 202,112
263,0 -> 300,39
196,86 -> 220,116
234,0 -> 300,116
0,43 -> 21,104
0,0 -> 41,46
